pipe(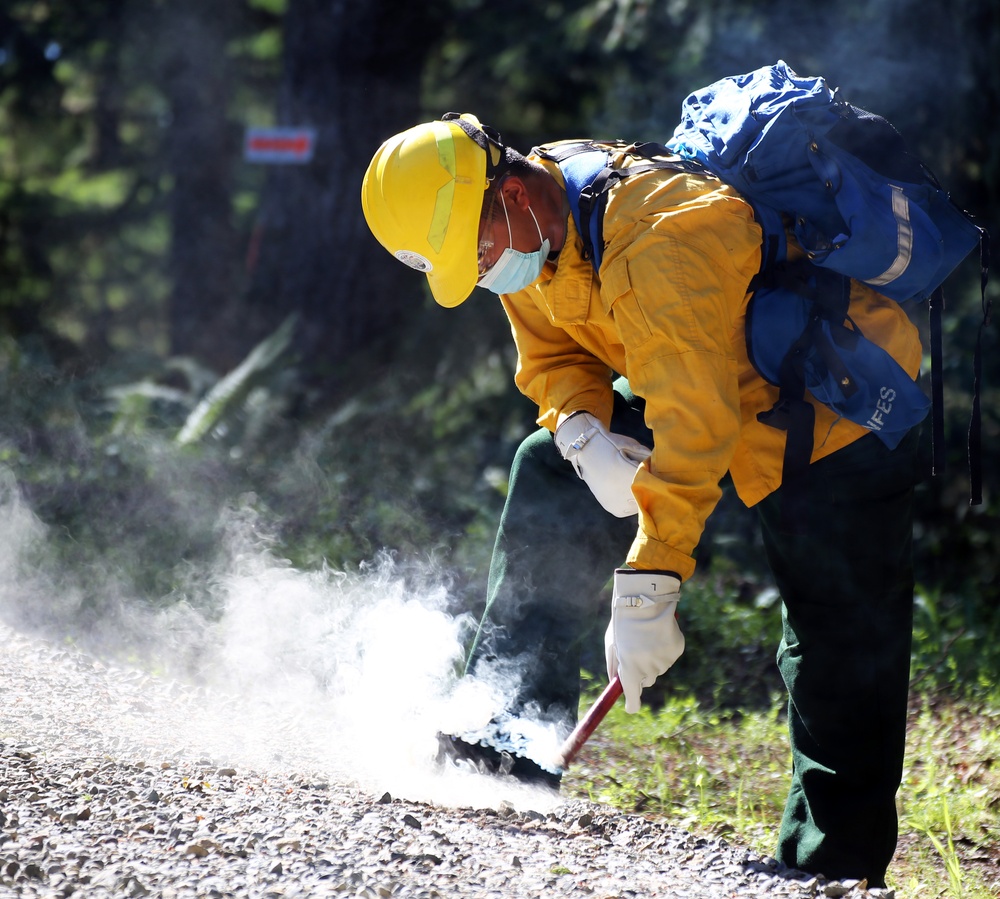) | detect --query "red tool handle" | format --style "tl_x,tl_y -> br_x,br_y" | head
554,675 -> 623,771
